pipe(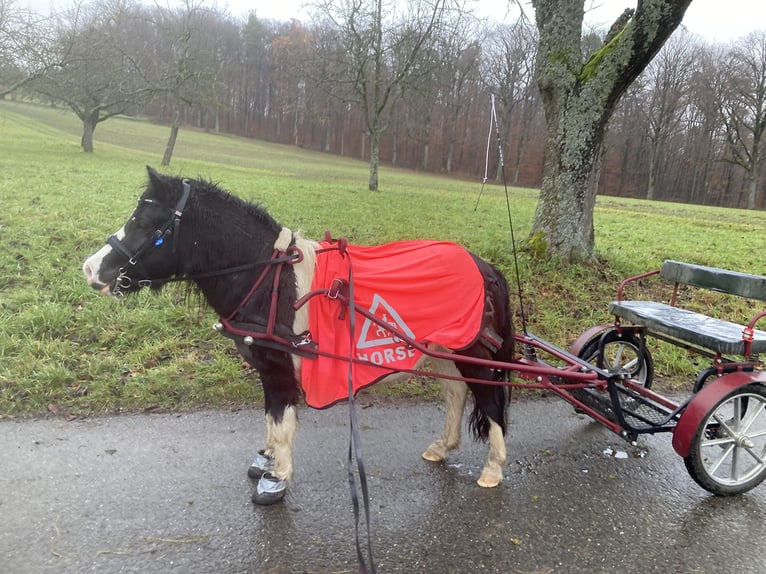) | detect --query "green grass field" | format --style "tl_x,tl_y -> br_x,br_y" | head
2,100 -> 766,418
